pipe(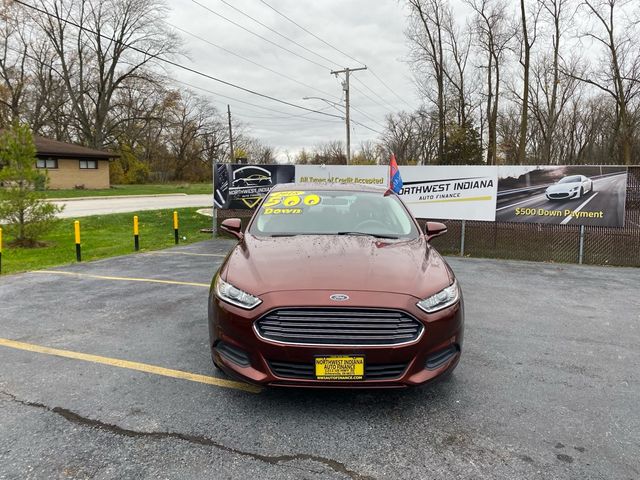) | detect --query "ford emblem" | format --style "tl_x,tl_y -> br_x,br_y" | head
330,294 -> 350,301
